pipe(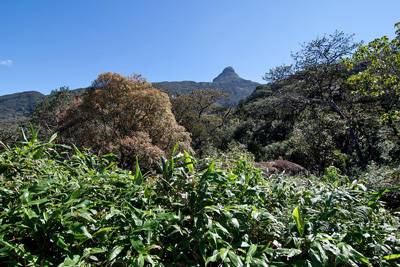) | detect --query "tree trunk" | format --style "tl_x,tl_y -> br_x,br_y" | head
328,99 -> 367,168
